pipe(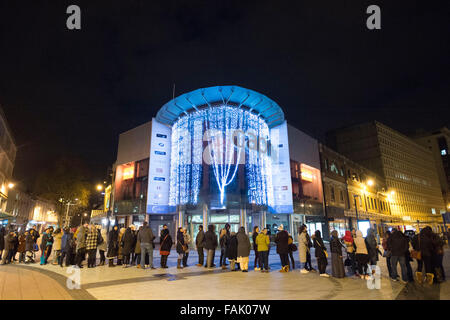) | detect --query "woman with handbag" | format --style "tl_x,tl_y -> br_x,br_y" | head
354,230 -> 370,280
176,227 -> 186,269
182,228 -> 191,267
330,230 -> 345,278
343,230 -> 357,276
298,225 -> 310,274
313,230 -> 329,277
106,225 -> 119,267
160,228 -> 172,268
